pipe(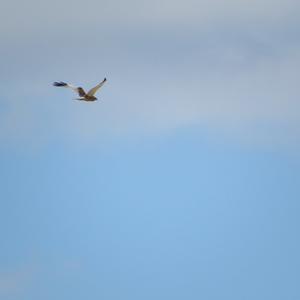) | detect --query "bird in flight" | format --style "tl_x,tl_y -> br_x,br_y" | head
53,78 -> 107,101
